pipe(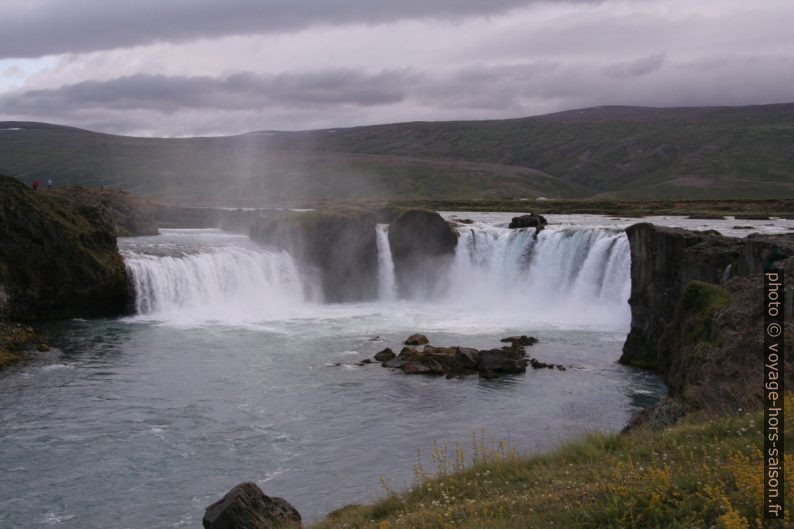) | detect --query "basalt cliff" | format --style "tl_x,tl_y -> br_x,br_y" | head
0,174 -> 132,322
621,222 -> 794,419
249,207 -> 457,302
